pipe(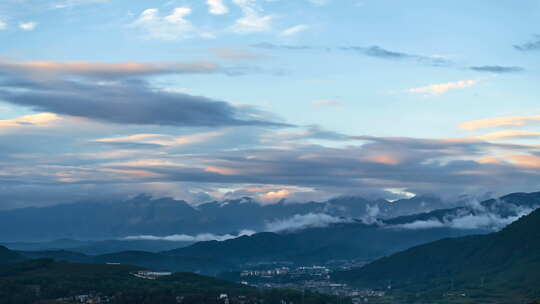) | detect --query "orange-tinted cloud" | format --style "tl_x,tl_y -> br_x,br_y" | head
365,155 -> 400,165
408,80 -> 476,95
476,130 -> 540,140
459,115 -> 540,130
0,112 -> 60,129
505,154 -> 540,169
204,166 -> 238,175
260,189 -> 290,201
0,60 -> 219,79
